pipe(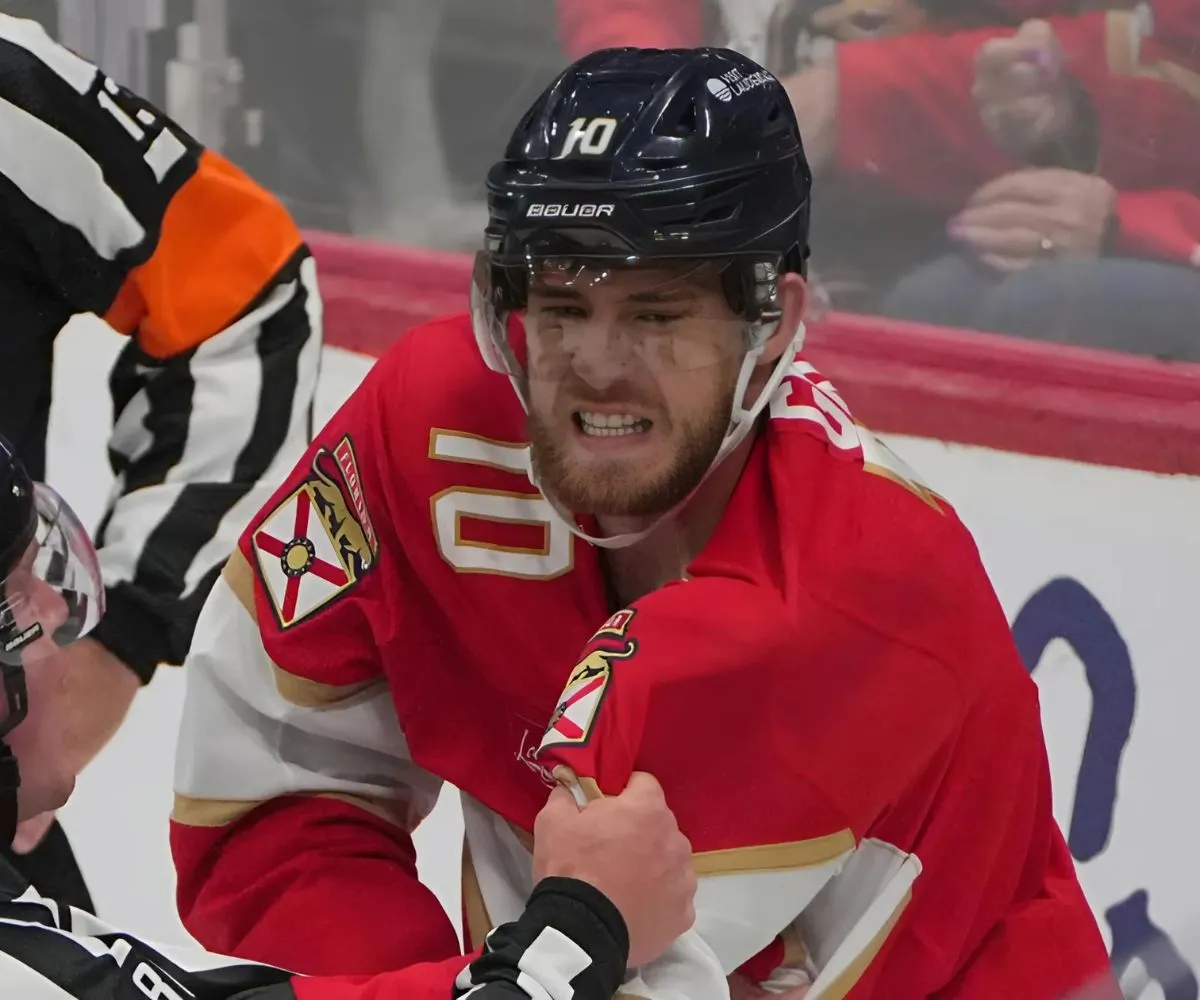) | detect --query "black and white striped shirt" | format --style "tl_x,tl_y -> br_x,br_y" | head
0,856 -> 294,999
0,13 -> 322,680
453,878 -> 630,1000
0,861 -> 627,1000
